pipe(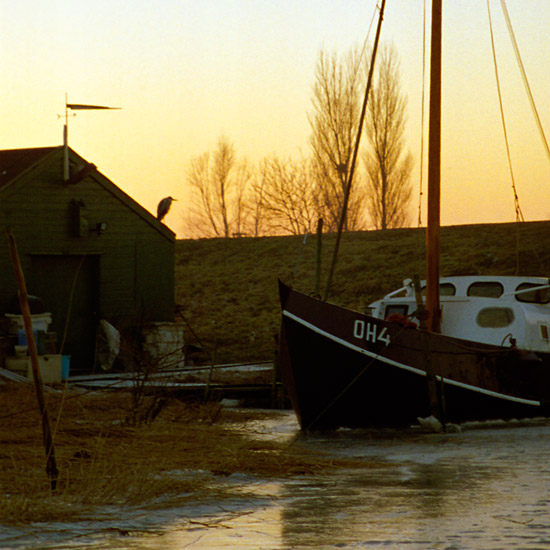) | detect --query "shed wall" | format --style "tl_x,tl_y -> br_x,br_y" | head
0,148 -> 175,371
